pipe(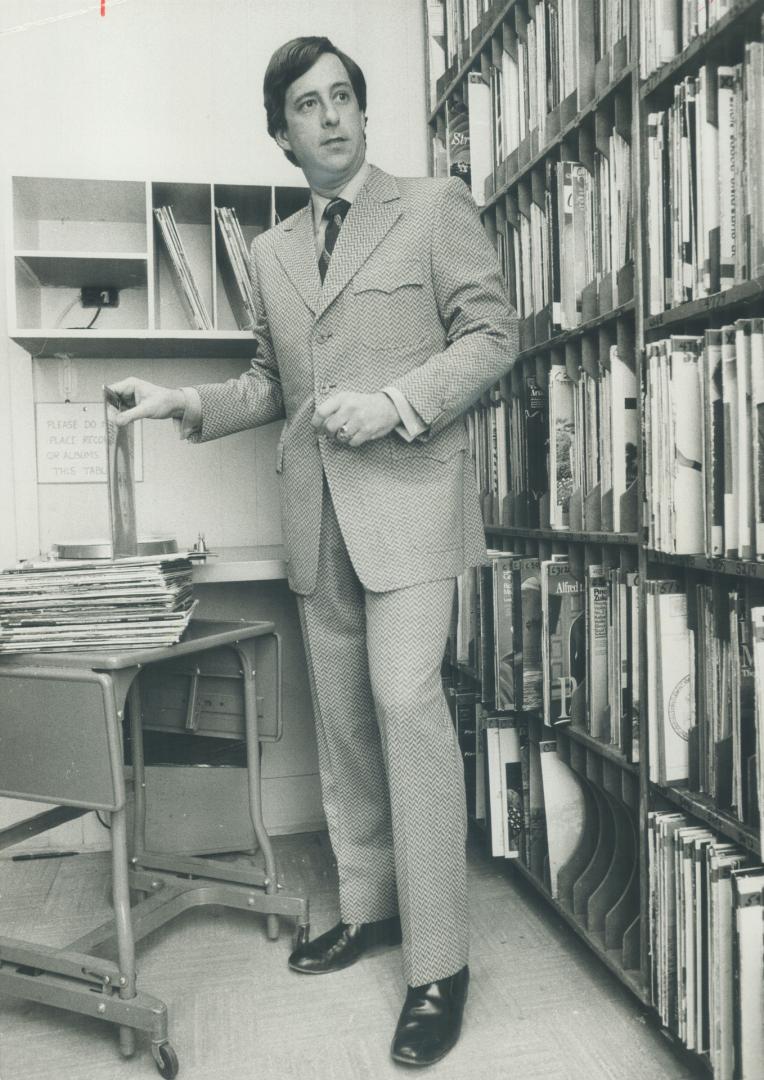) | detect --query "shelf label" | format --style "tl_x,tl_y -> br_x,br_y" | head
35,402 -> 143,484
